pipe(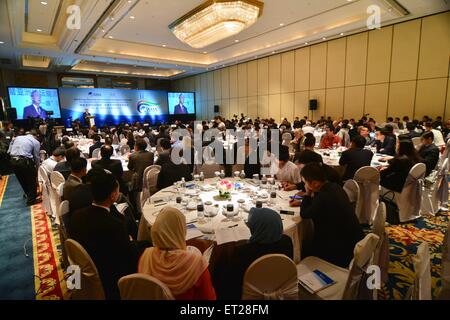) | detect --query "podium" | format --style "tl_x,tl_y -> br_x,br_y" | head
54,126 -> 65,137
86,116 -> 95,128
